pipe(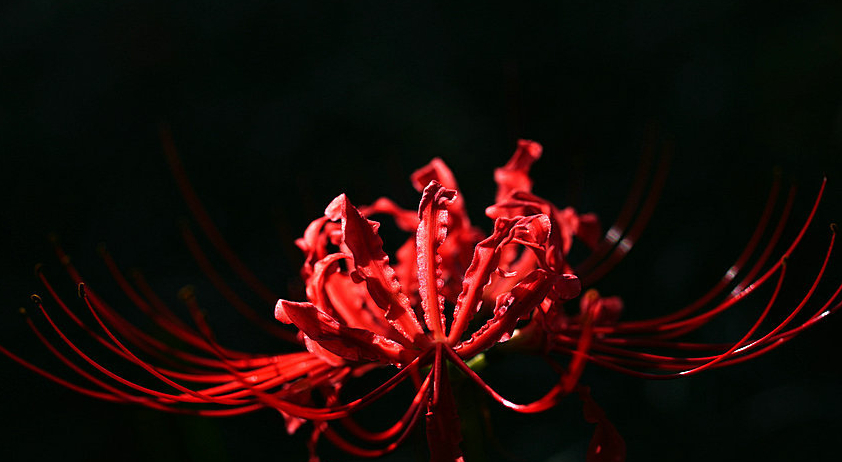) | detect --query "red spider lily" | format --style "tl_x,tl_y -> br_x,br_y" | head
275,168 -> 582,460
3,137 -> 839,462
272,139 -> 840,461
